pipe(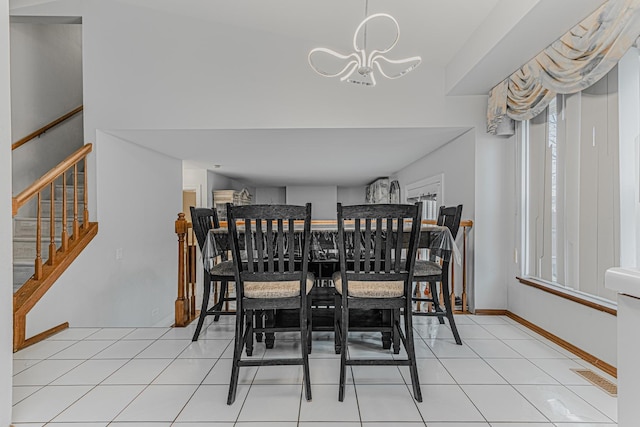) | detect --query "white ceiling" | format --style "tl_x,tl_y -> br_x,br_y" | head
85,0 -> 604,188
120,0 -> 502,67
109,127 -> 470,187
